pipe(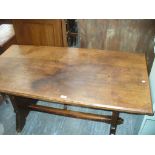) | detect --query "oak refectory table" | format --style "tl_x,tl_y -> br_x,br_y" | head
0,45 -> 153,134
